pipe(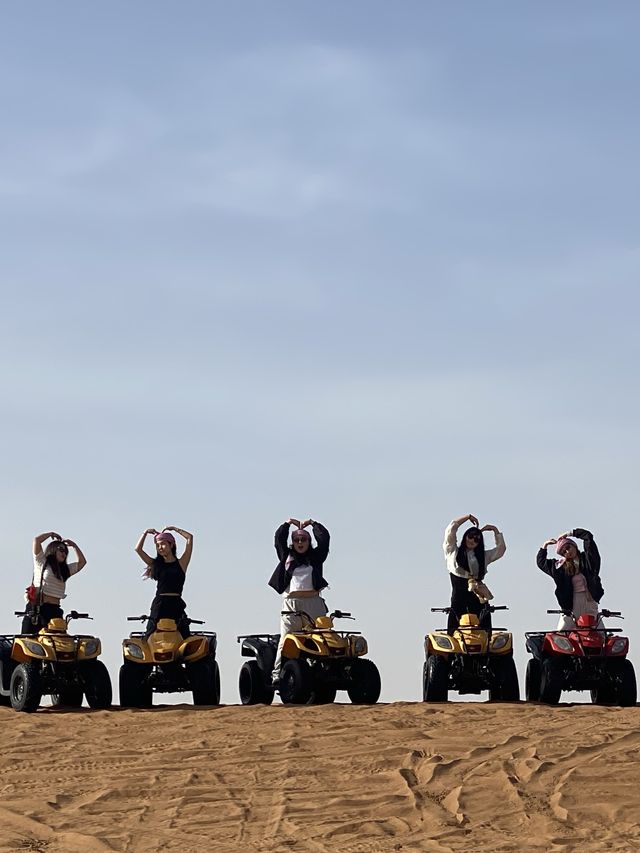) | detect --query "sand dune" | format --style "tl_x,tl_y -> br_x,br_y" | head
1,702 -> 639,852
